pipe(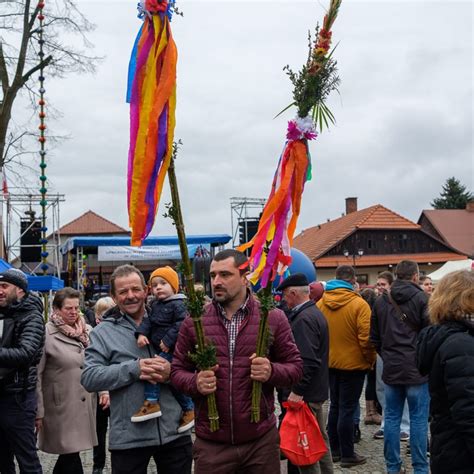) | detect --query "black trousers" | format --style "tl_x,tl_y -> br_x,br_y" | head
53,453 -> 83,474
93,400 -> 110,469
110,435 -> 192,474
0,390 -> 42,474
327,369 -> 365,458
365,367 -> 377,401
